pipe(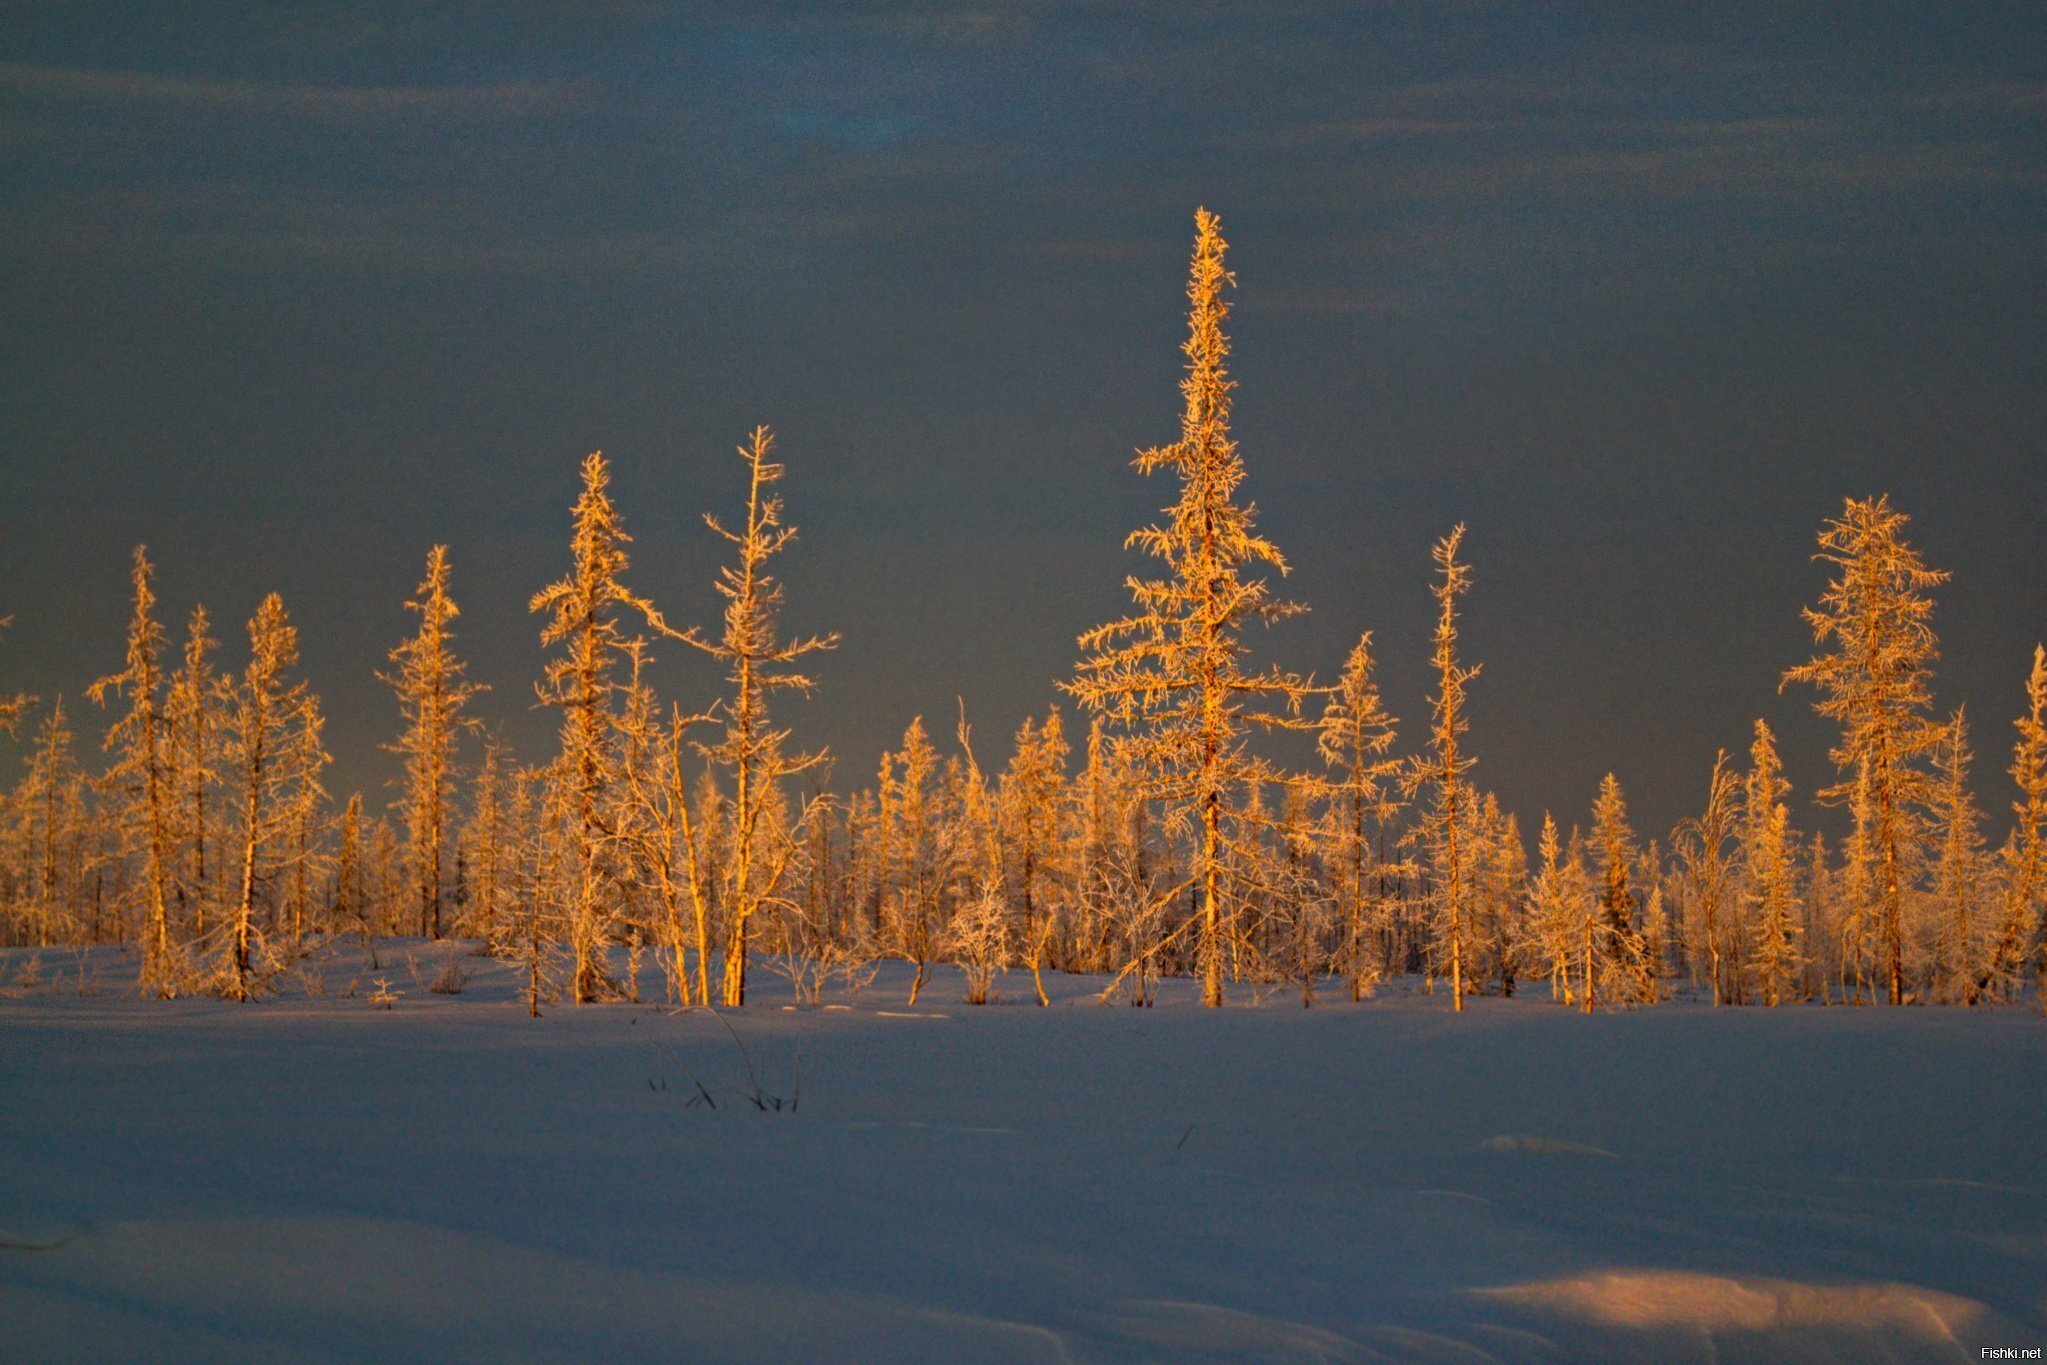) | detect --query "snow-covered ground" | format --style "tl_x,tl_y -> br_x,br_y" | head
2,941 -> 2042,1363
